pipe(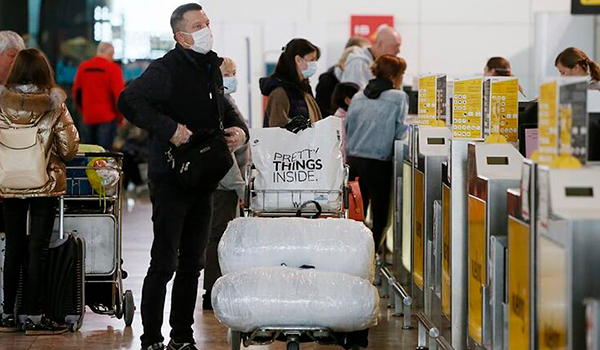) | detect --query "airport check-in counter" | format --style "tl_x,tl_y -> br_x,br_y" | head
536,166 -> 600,350
467,142 -> 524,350
506,159 -> 537,350
394,137 -> 412,285
412,125 -> 451,310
